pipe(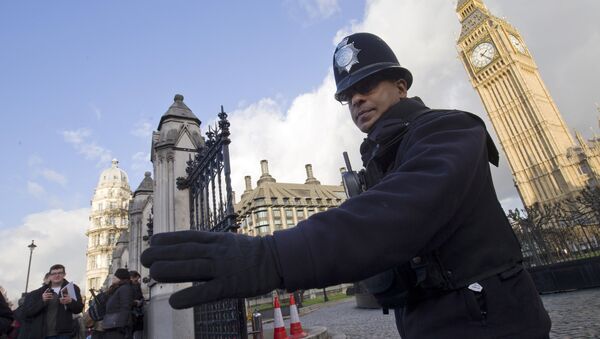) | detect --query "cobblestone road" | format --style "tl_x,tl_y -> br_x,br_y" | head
543,288 -> 600,338
265,288 -> 600,338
